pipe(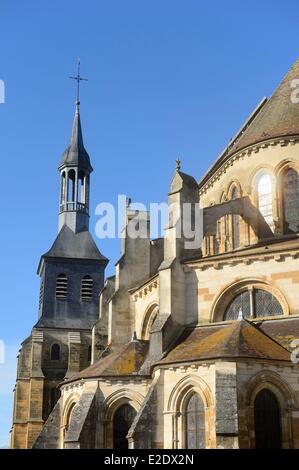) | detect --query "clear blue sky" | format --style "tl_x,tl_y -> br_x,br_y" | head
0,0 -> 298,447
